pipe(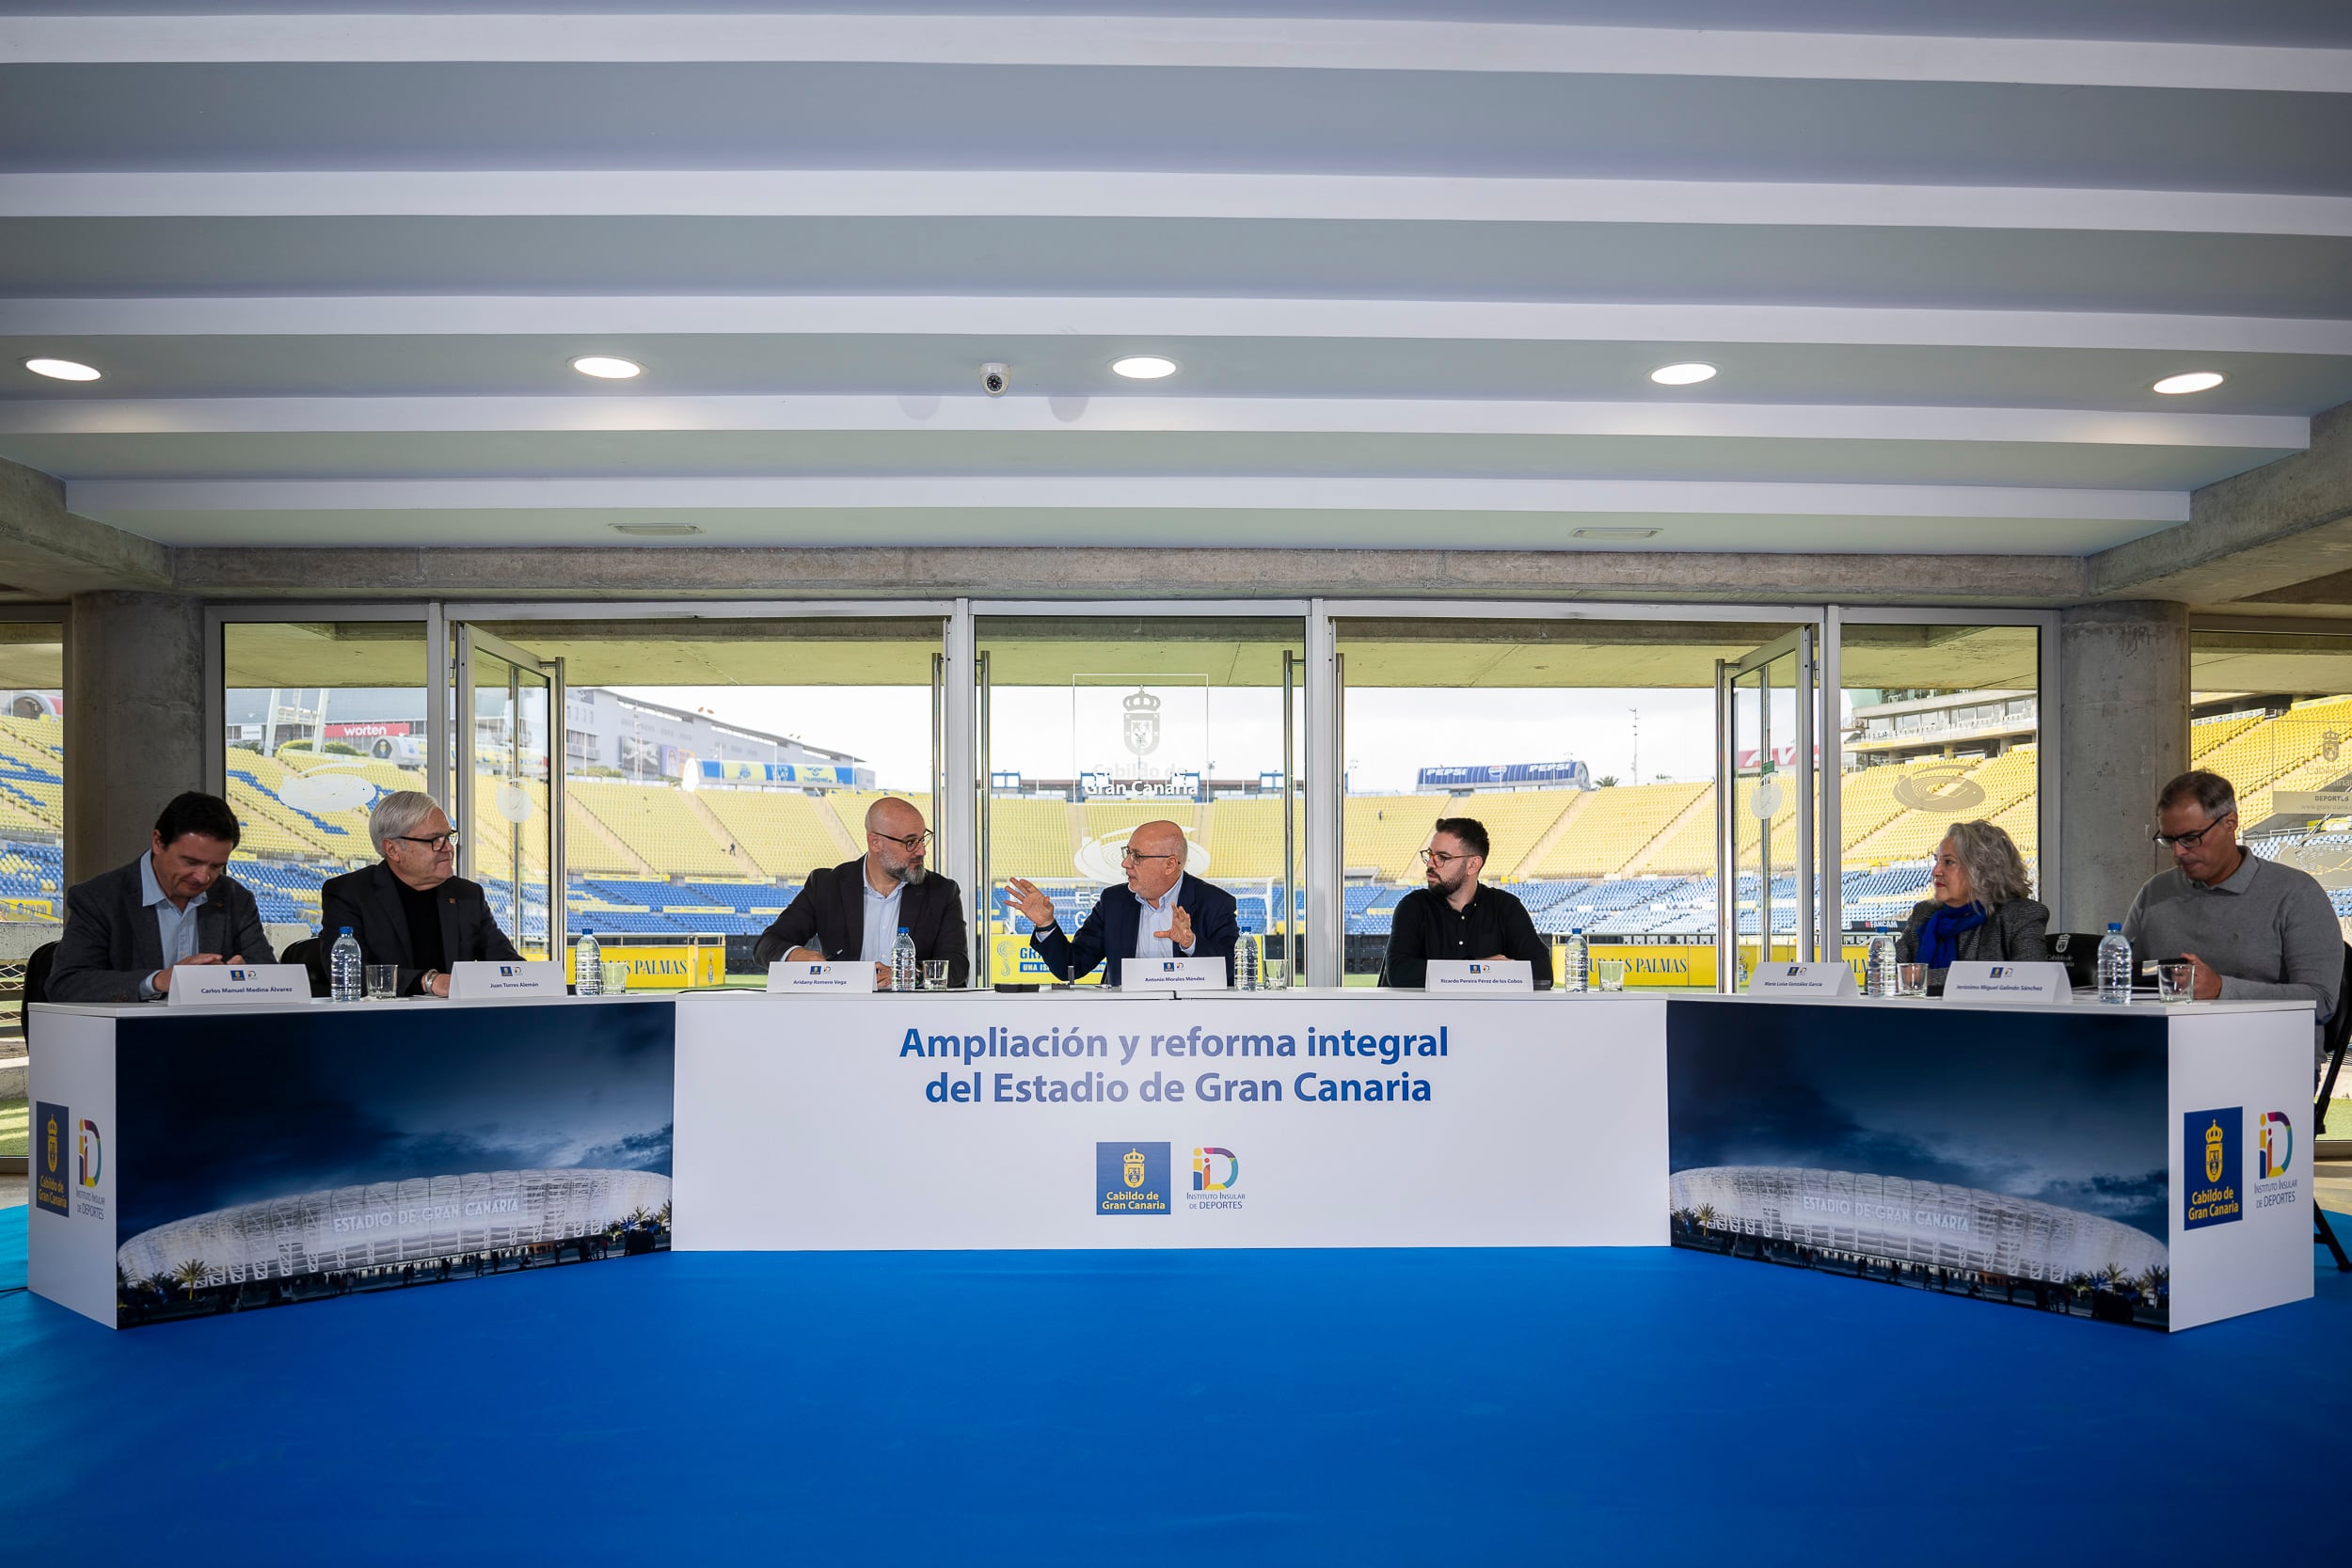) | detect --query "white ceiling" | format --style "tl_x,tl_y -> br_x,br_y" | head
1,5 -> 2349,559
